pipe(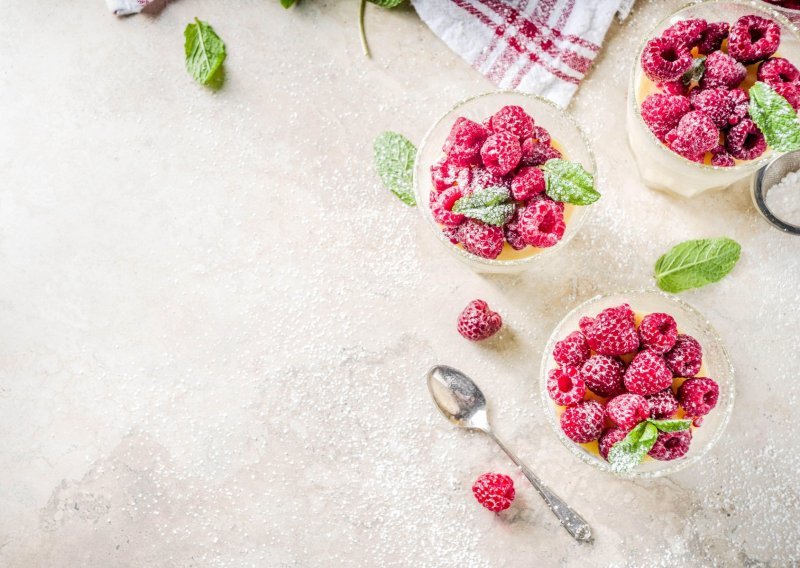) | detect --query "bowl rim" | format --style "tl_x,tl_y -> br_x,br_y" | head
412,90 -> 597,269
539,288 -> 736,479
